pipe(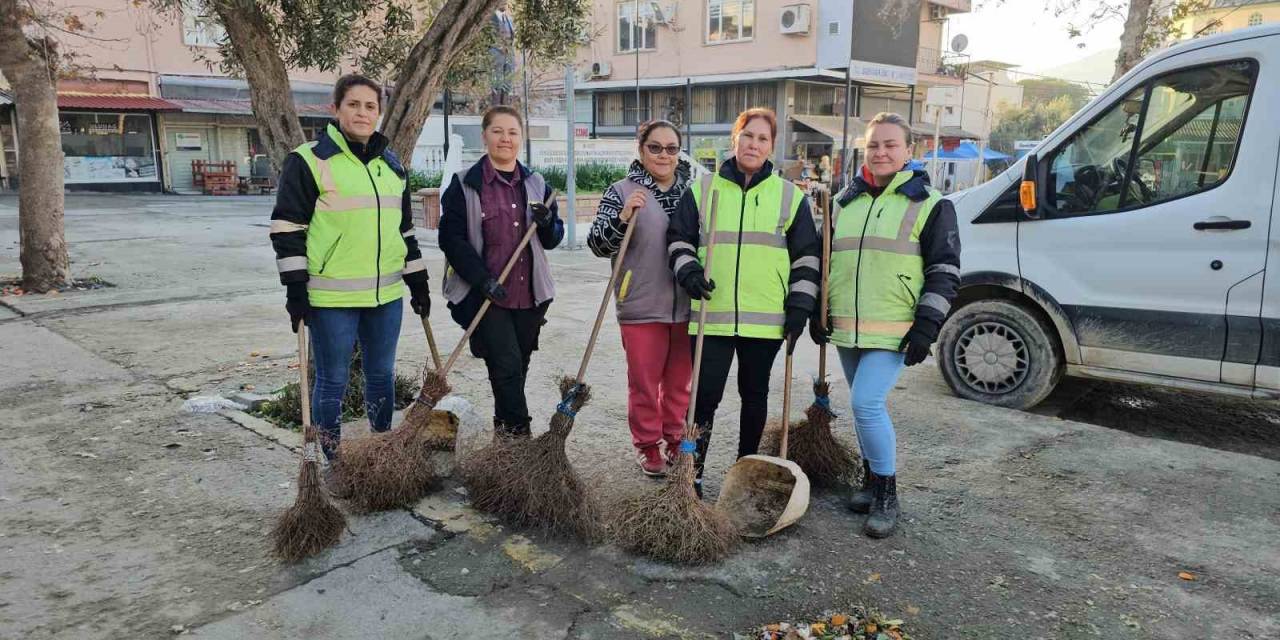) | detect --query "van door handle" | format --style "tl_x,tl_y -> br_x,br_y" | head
1194,218 -> 1251,231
